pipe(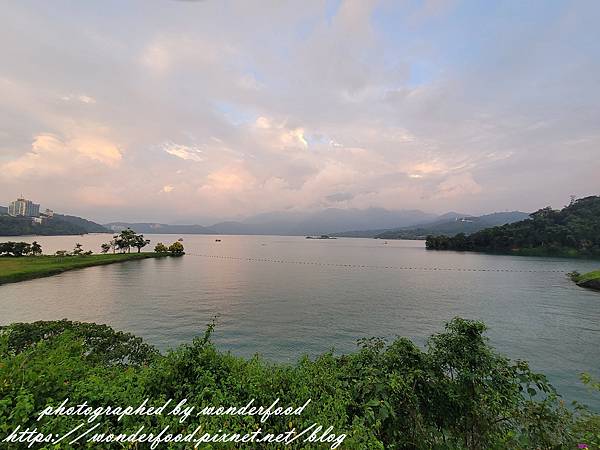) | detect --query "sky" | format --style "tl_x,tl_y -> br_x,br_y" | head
1,0 -> 599,224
